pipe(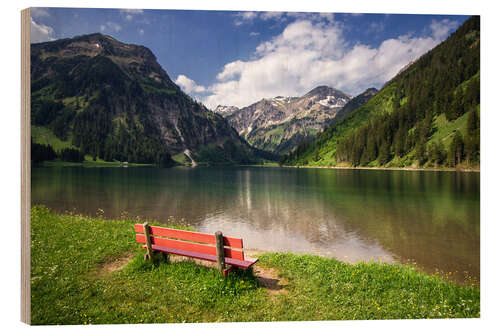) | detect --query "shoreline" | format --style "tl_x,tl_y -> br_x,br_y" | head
30,206 -> 479,324
282,164 -> 480,173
